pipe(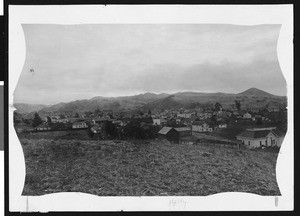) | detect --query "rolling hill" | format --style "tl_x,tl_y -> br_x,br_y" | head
14,88 -> 287,115
237,87 -> 275,97
14,103 -> 50,114
141,88 -> 286,112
